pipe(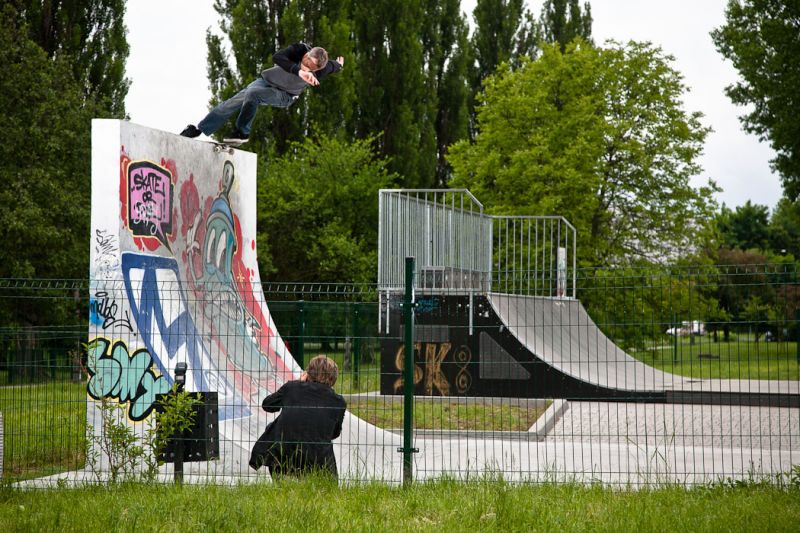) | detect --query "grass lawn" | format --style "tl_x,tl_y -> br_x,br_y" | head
347,398 -> 550,431
0,479 -> 798,532
632,338 -> 800,380
0,382 -> 87,481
